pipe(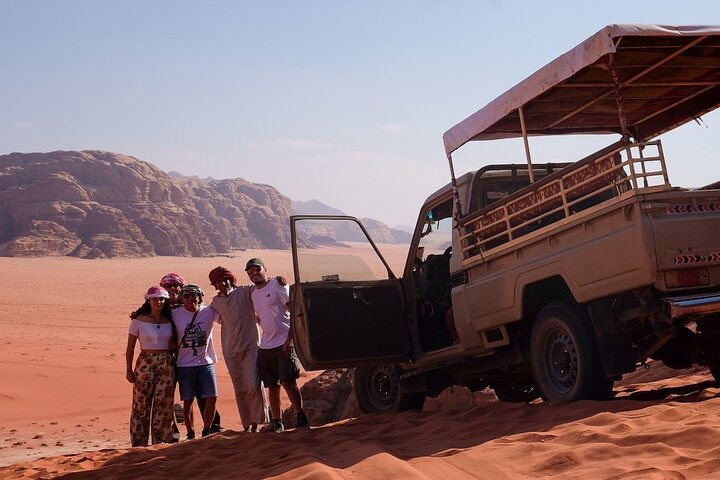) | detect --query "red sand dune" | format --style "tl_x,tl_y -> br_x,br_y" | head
1,253 -> 720,479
